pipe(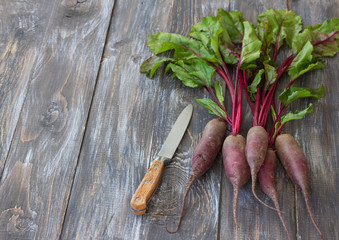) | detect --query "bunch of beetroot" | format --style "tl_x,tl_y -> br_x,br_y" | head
140,8 -> 338,239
